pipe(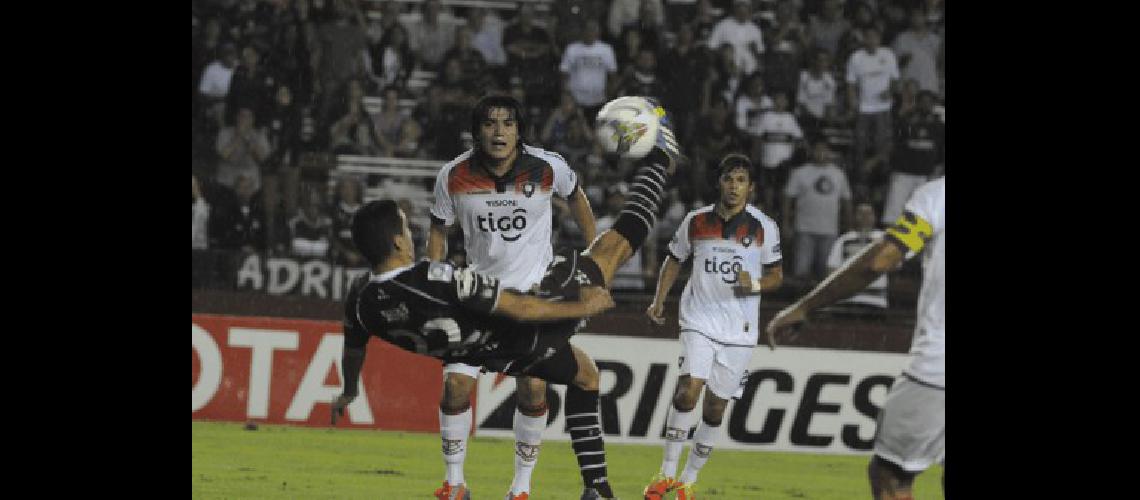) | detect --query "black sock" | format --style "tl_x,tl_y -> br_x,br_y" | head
565,386 -> 613,497
612,148 -> 671,253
